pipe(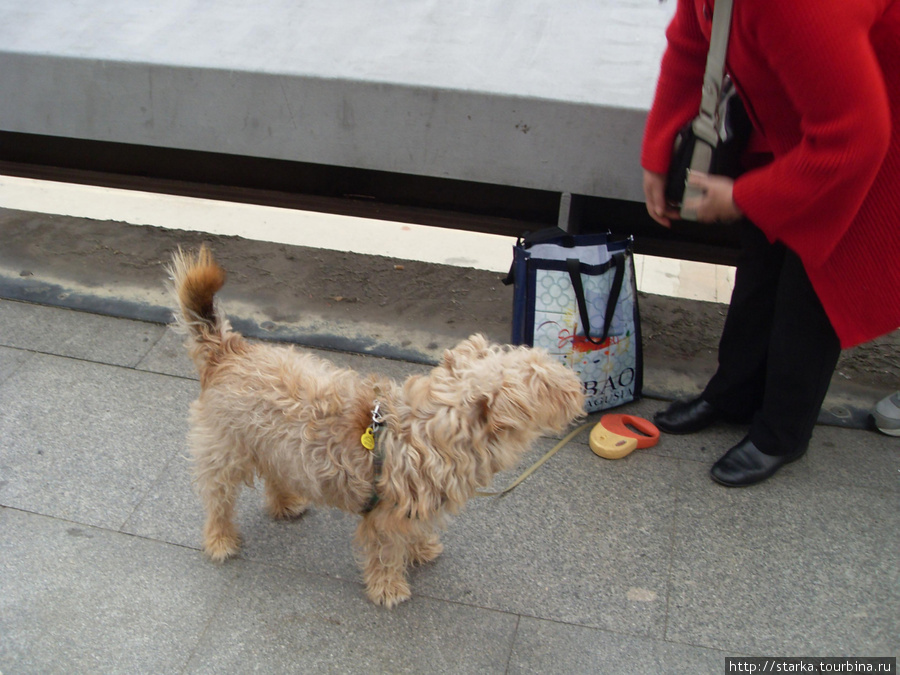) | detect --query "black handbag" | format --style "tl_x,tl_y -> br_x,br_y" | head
664,0 -> 751,220
665,76 -> 751,208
